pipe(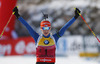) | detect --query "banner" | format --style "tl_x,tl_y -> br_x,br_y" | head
1,35 -> 98,56
84,36 -> 99,53
56,36 -> 83,56
0,0 -> 17,39
0,37 -> 36,56
0,36 -> 84,56
66,36 -> 83,55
